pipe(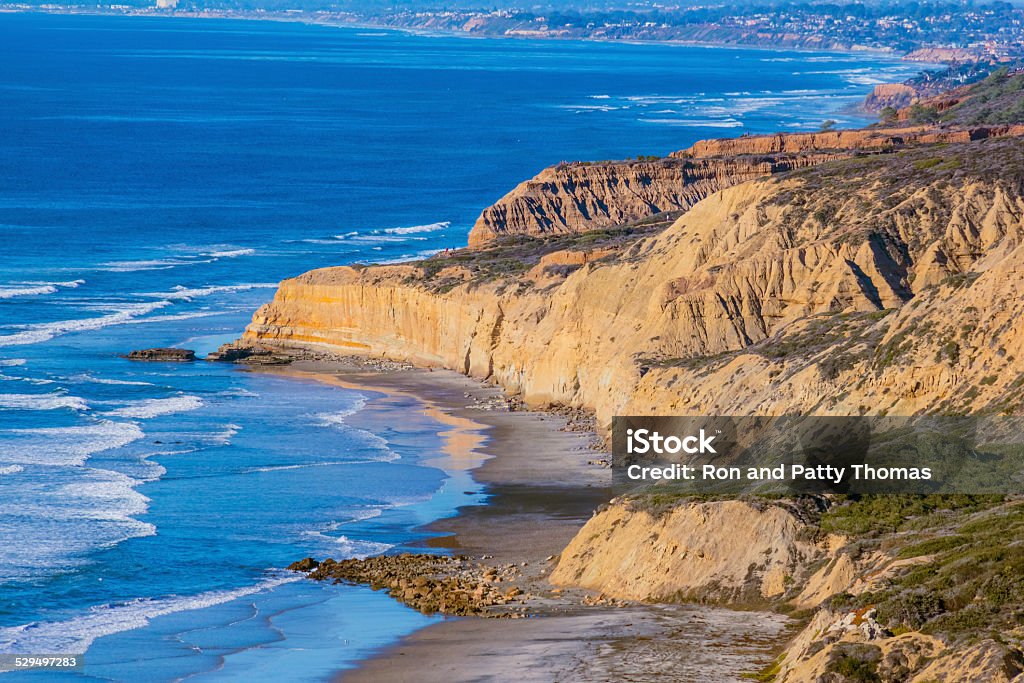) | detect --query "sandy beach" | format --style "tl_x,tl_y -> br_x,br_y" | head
254,359 -> 790,682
